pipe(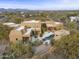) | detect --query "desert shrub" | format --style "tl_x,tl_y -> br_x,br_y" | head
2,43 -> 33,59
54,32 -> 79,59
